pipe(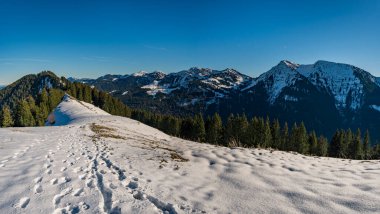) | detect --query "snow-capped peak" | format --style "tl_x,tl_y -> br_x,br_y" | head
132,70 -> 147,77
244,60 -> 303,104
249,60 -> 375,110
281,60 -> 300,70
297,61 -> 365,110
